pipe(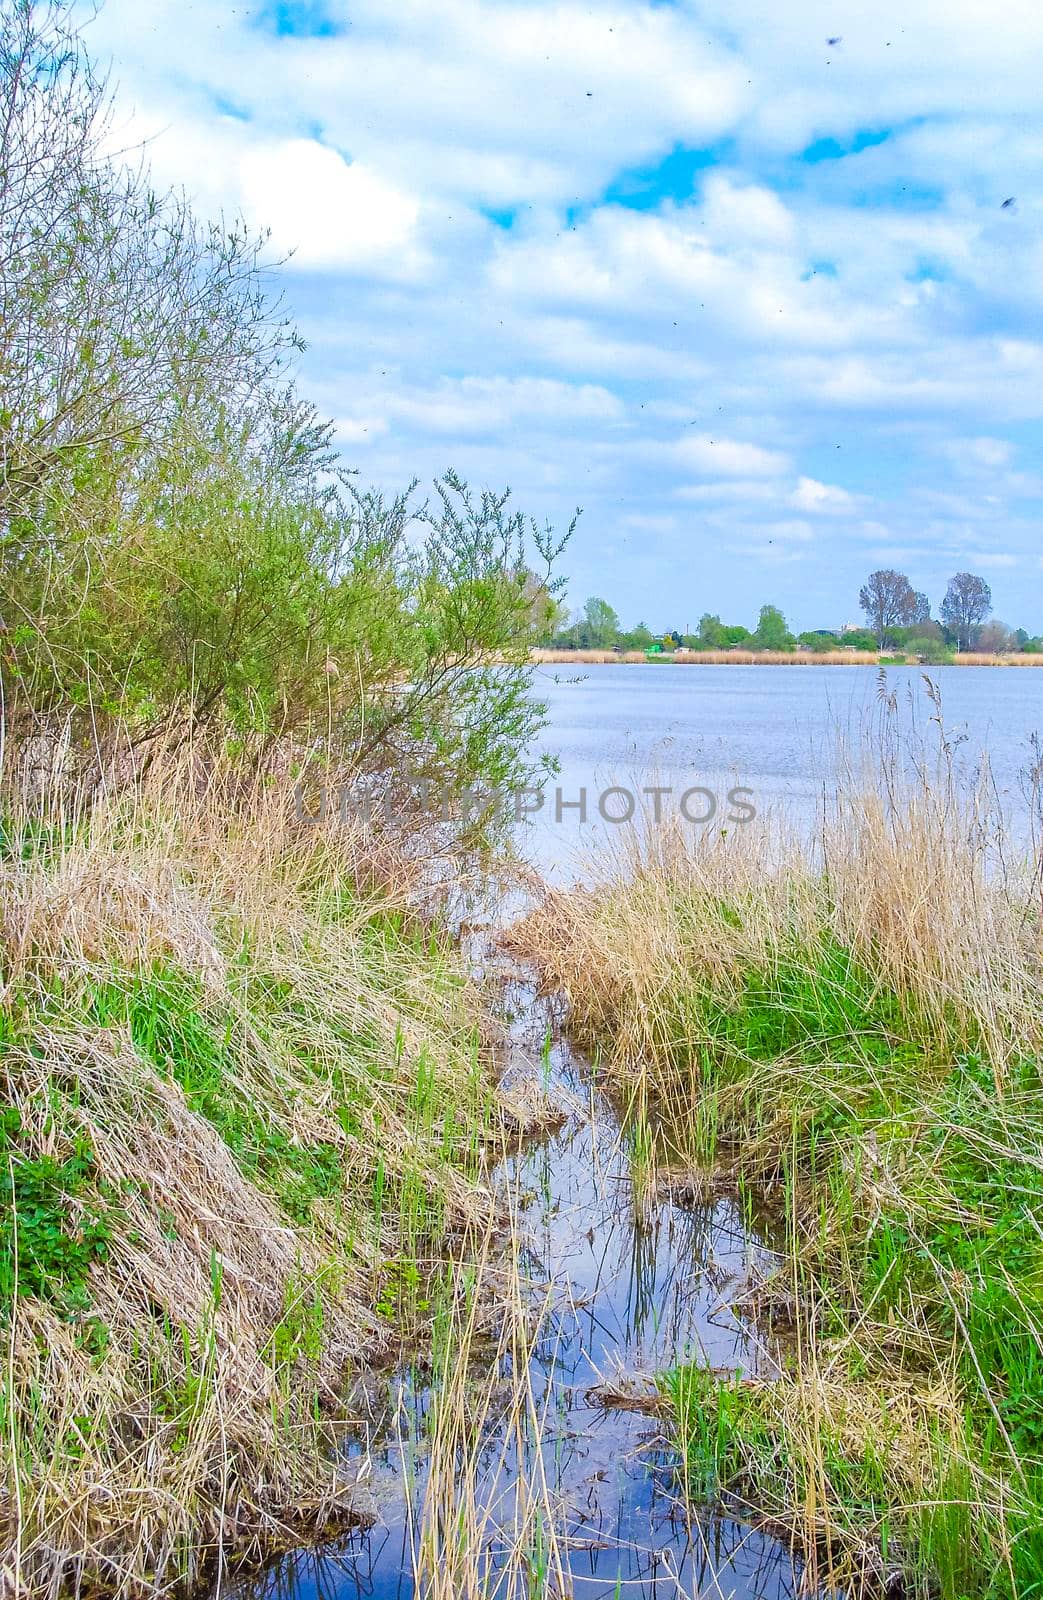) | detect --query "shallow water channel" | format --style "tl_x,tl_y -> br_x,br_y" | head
231,668 -> 1041,1599
234,952 -> 804,1600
